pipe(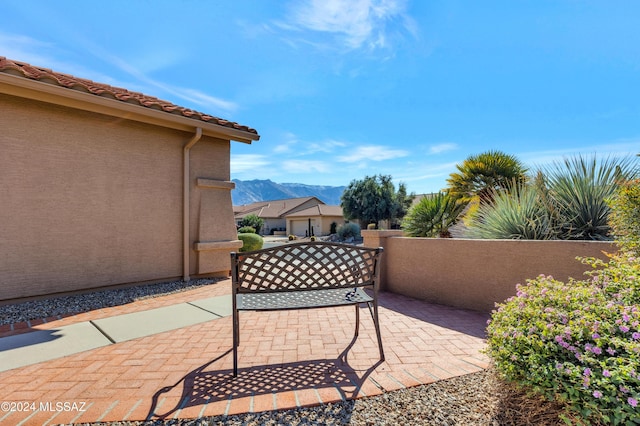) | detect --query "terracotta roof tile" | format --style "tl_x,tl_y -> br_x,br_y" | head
0,56 -> 258,136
